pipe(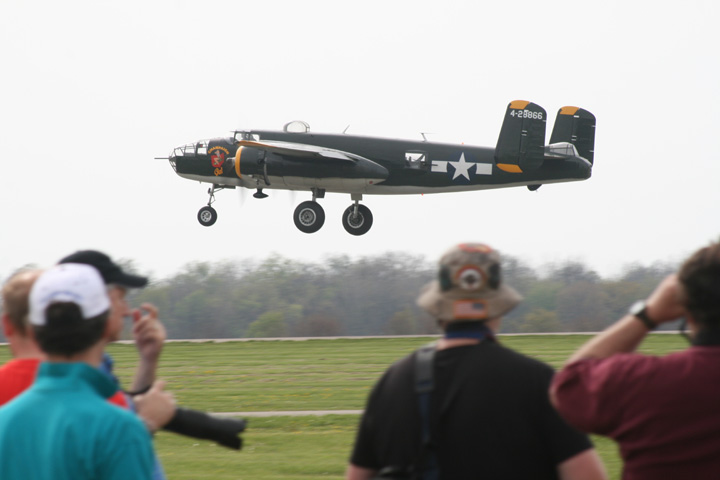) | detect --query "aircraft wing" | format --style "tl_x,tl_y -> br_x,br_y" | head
237,139 -> 365,163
